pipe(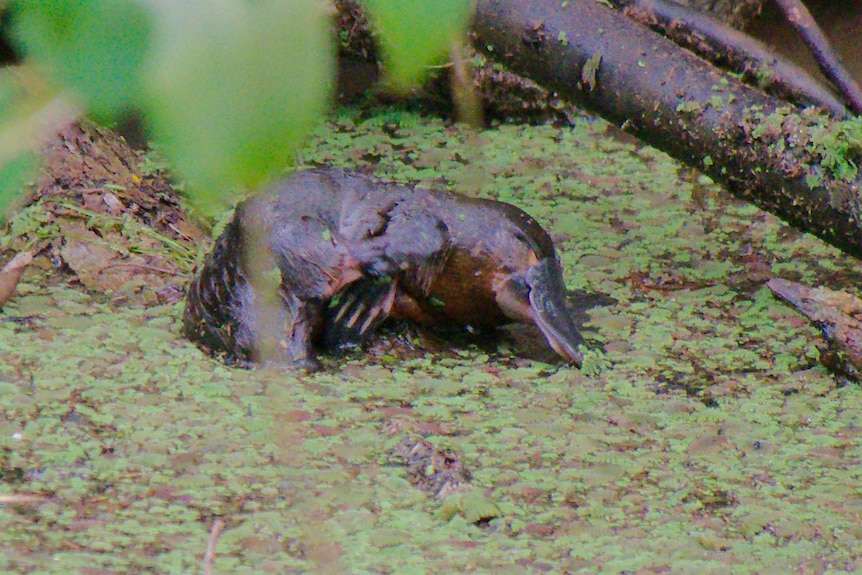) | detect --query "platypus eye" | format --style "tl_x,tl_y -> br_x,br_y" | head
507,276 -> 530,301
